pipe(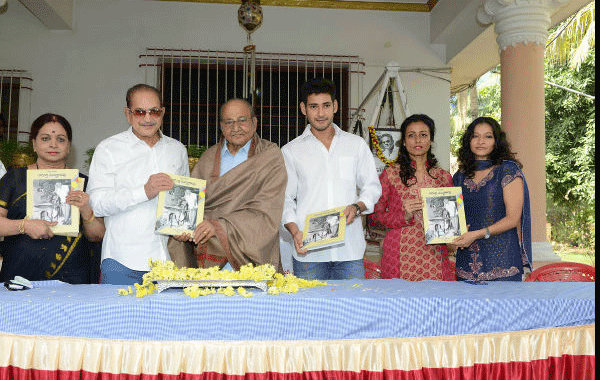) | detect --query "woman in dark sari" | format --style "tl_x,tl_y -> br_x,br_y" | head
0,113 -> 105,284
449,117 -> 532,281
